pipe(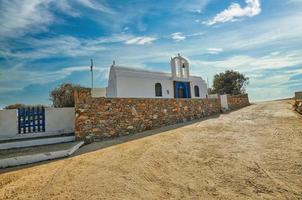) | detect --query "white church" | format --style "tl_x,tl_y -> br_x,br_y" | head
94,54 -> 208,99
